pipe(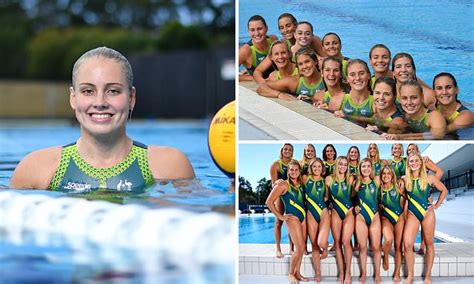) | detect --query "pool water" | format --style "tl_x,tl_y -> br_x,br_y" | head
239,0 -> 473,108
239,215 -> 443,244
0,120 -> 235,282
